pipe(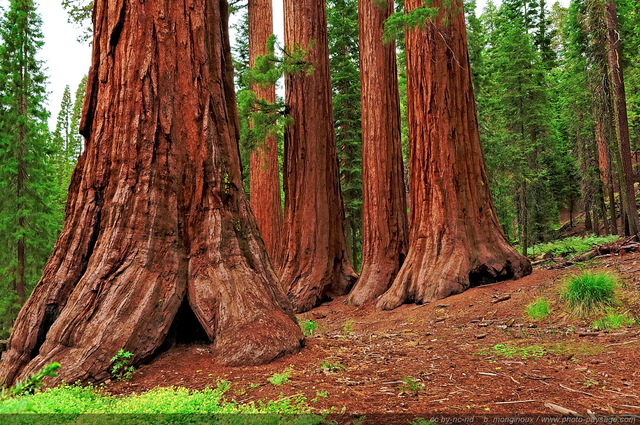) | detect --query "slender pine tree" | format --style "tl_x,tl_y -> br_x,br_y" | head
0,0 -> 62,336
